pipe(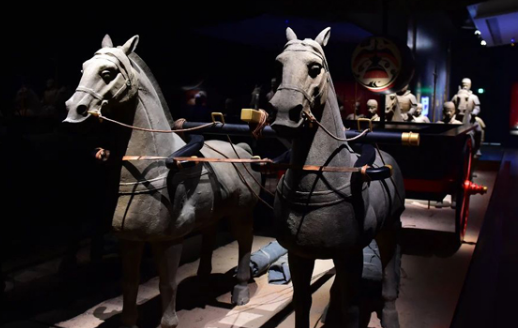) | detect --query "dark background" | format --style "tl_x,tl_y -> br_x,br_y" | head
2,0 -> 516,144
1,0 -> 517,290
